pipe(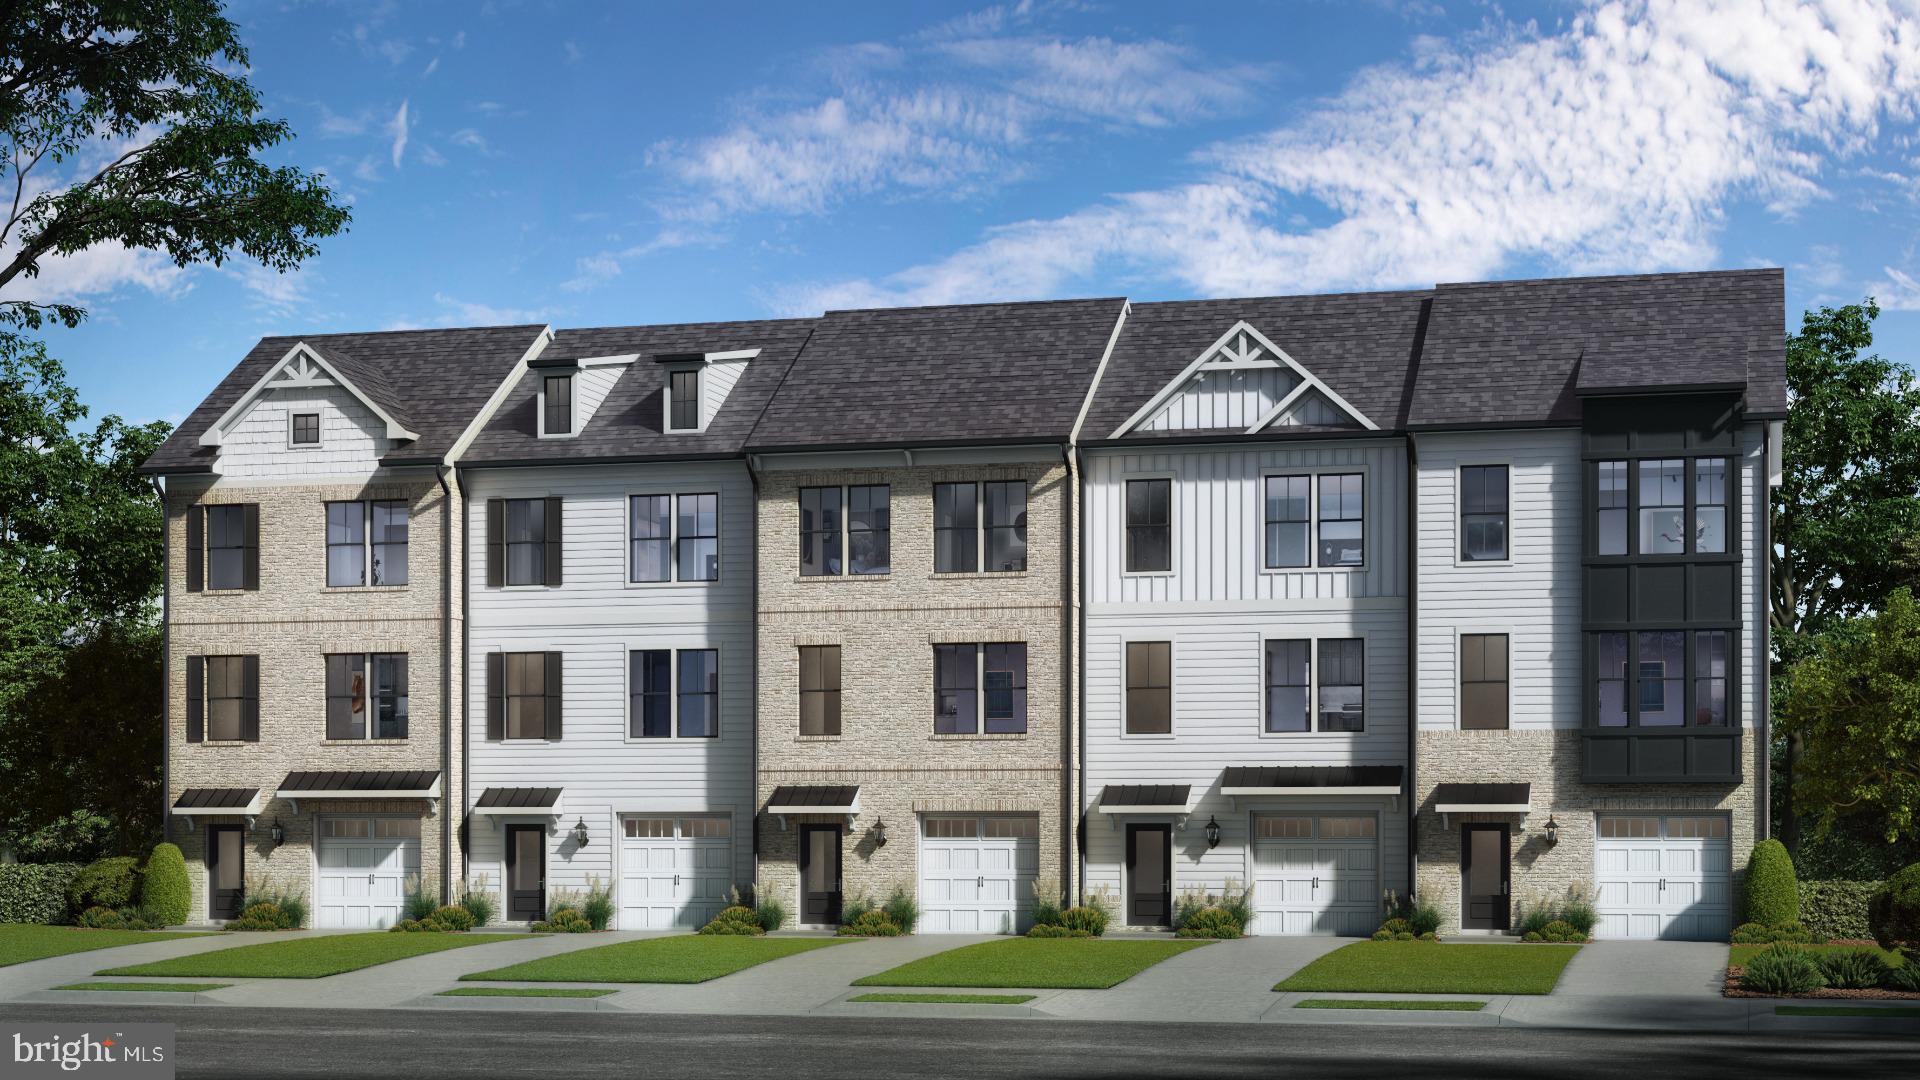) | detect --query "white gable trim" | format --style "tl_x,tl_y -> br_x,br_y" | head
1109,320 -> 1378,438
197,342 -> 419,448
445,327 -> 555,464
1071,302 -> 1130,446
